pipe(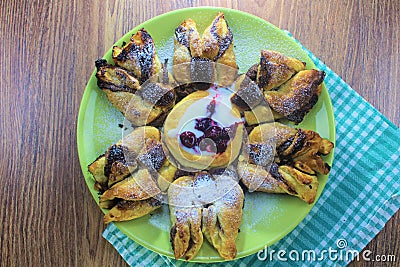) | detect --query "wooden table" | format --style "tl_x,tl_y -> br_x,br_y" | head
1,1 -> 398,266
